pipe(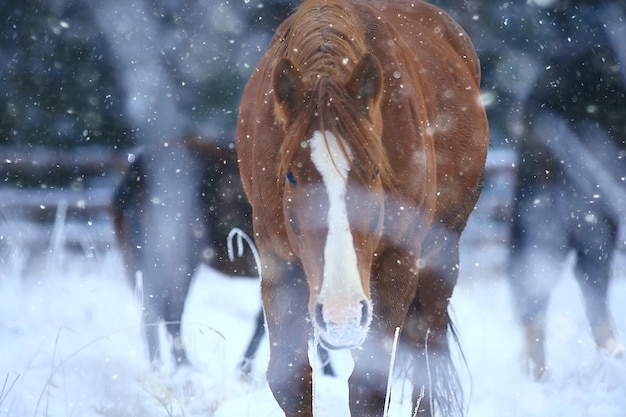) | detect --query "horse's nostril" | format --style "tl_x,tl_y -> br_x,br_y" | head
315,303 -> 326,331
360,300 -> 369,327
